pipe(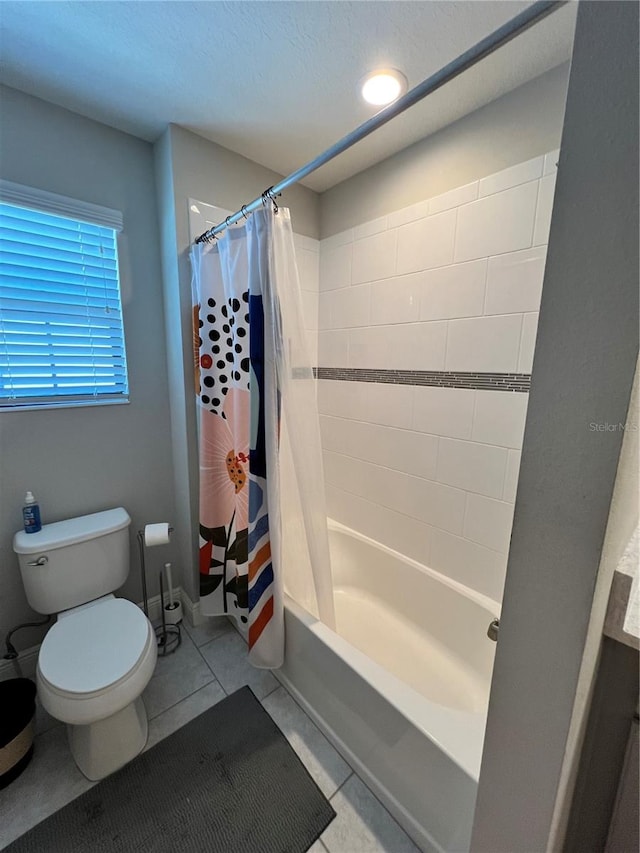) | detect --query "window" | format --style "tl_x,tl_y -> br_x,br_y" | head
0,182 -> 129,410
